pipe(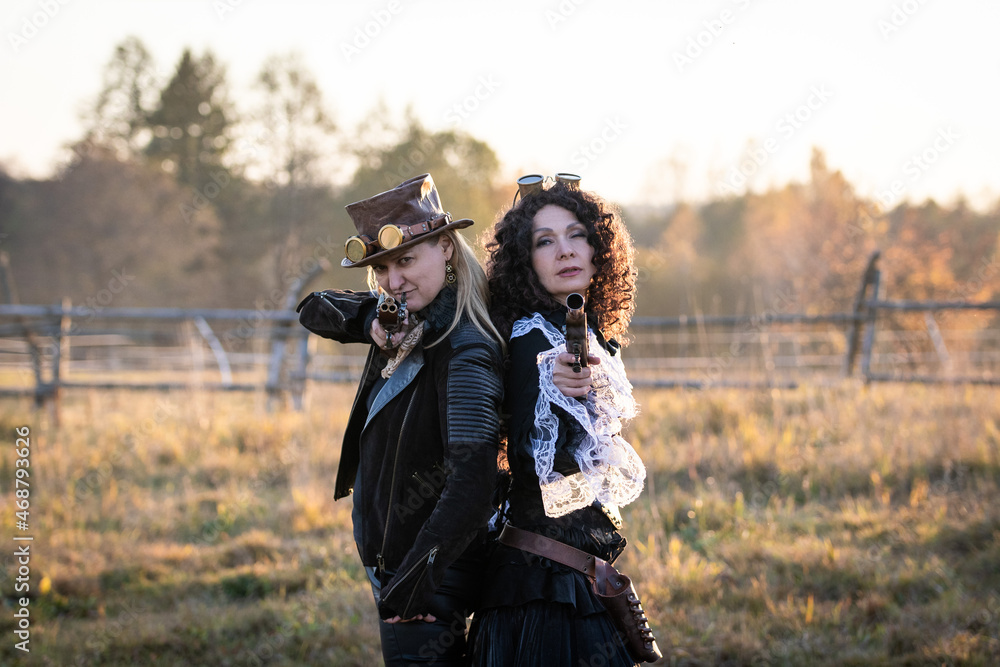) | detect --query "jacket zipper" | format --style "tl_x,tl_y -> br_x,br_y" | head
376,390 -> 420,578
315,292 -> 344,328
411,463 -> 447,499
382,545 -> 439,617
